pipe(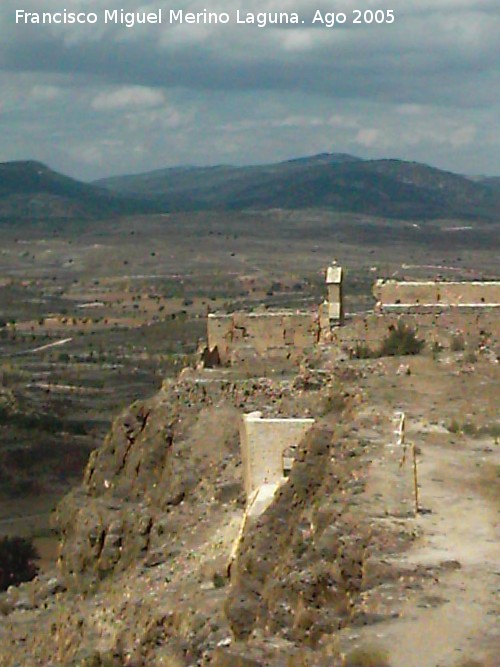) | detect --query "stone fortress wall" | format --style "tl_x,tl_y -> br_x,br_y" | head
329,309 -> 499,354
239,412 -> 315,498
361,278 -> 500,354
207,311 -> 318,366
205,266 -> 500,366
206,261 -> 344,365
374,279 -> 500,310
214,267 -> 499,526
